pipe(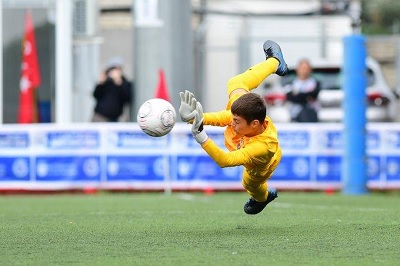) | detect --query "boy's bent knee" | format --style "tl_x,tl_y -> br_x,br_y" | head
227,76 -> 248,96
